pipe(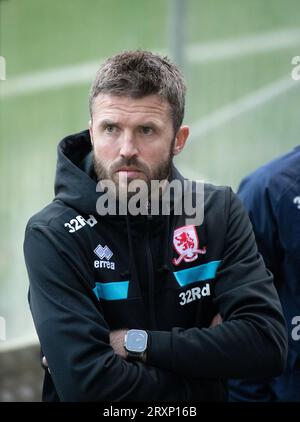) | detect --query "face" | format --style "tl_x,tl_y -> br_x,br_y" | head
89,94 -> 189,197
